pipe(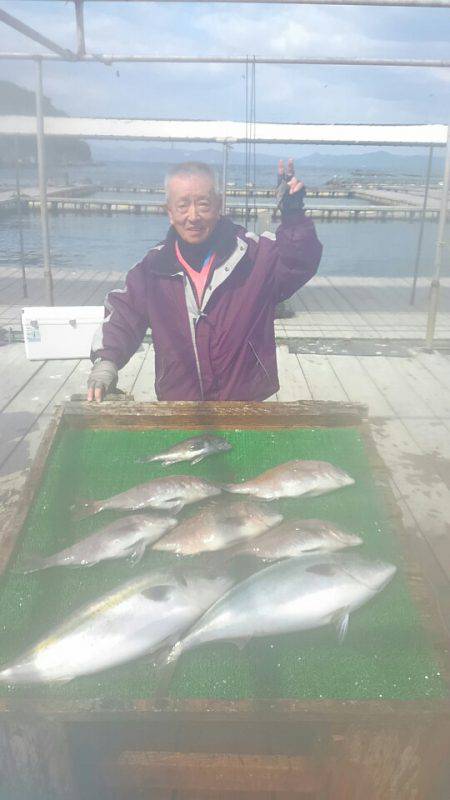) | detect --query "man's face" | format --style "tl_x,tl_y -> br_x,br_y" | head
167,174 -> 221,244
